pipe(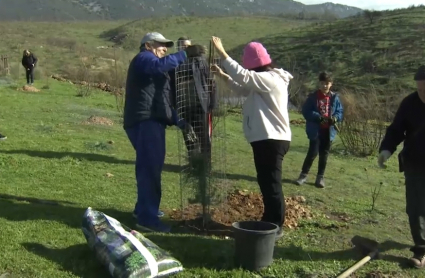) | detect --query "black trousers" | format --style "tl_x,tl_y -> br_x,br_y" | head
181,105 -> 211,162
26,68 -> 34,84
251,139 -> 290,227
301,128 -> 331,176
405,171 -> 425,255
